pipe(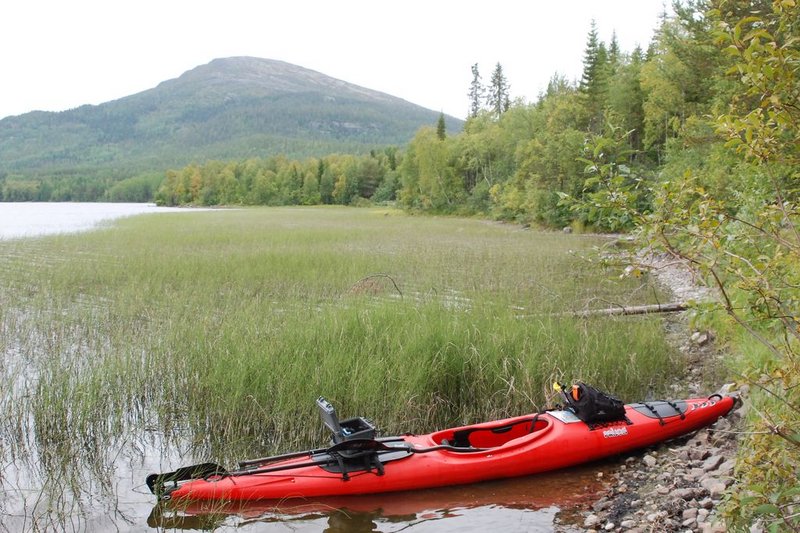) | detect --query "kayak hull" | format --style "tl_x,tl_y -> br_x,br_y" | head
164,395 -> 734,502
